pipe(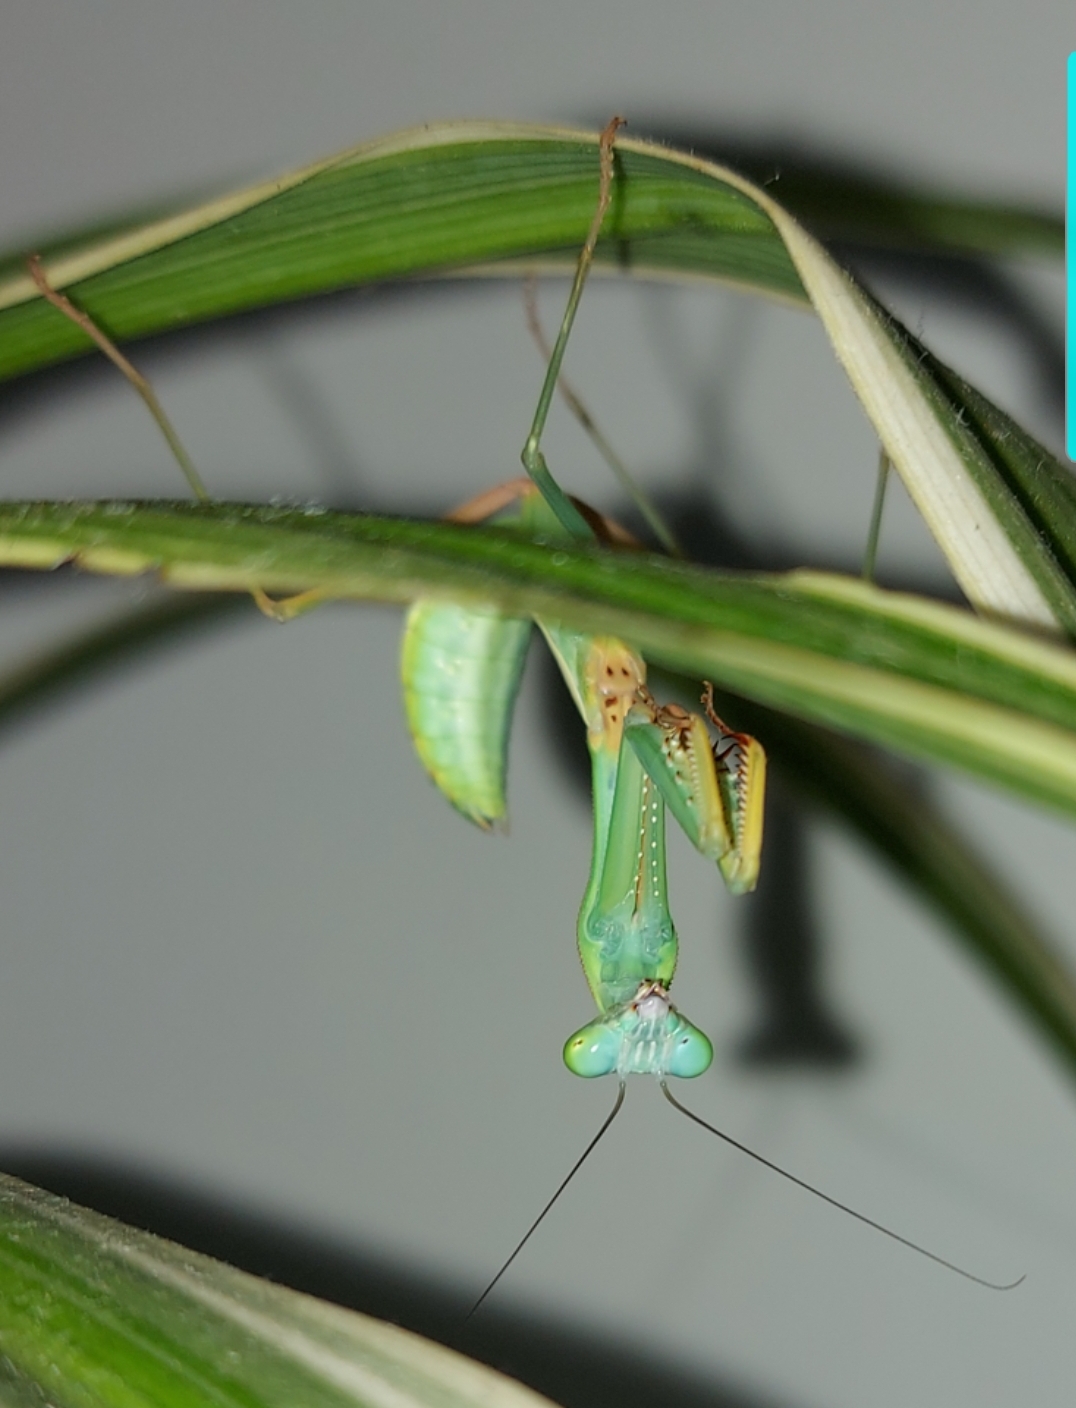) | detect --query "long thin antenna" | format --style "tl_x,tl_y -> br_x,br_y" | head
661,1081 -> 1023,1292
467,1081 -> 626,1319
